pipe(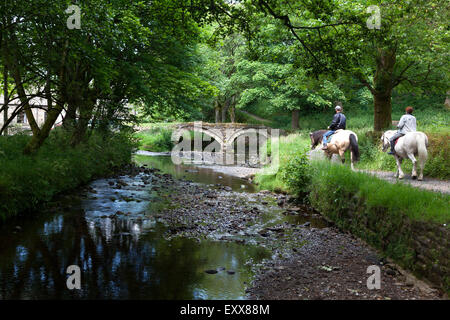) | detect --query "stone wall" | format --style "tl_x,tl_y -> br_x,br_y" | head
310,189 -> 450,293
